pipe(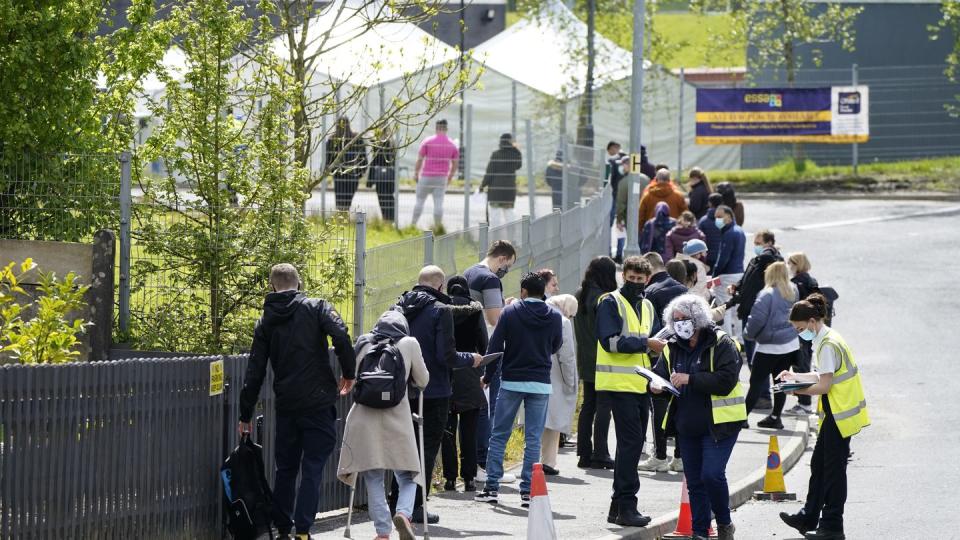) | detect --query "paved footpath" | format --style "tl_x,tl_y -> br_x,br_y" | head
310,381 -> 811,540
